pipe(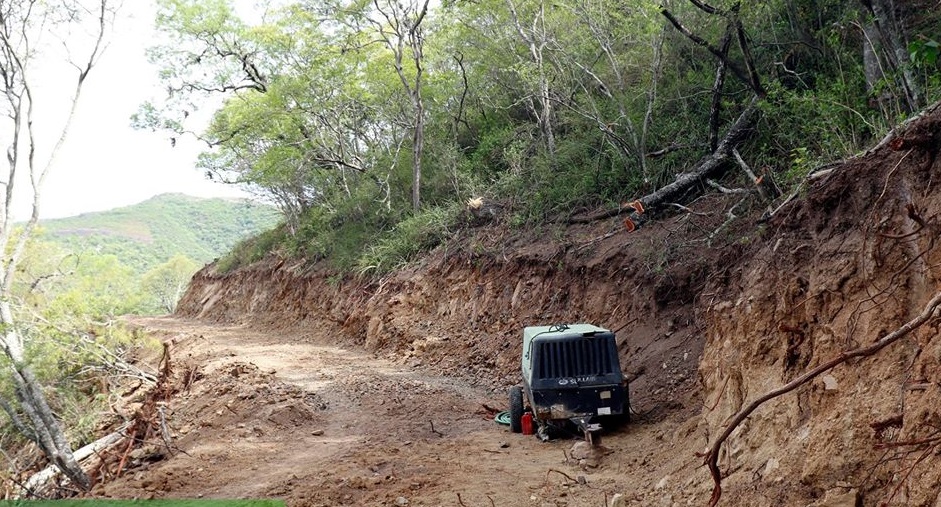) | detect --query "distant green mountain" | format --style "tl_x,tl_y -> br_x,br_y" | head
36,193 -> 280,274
